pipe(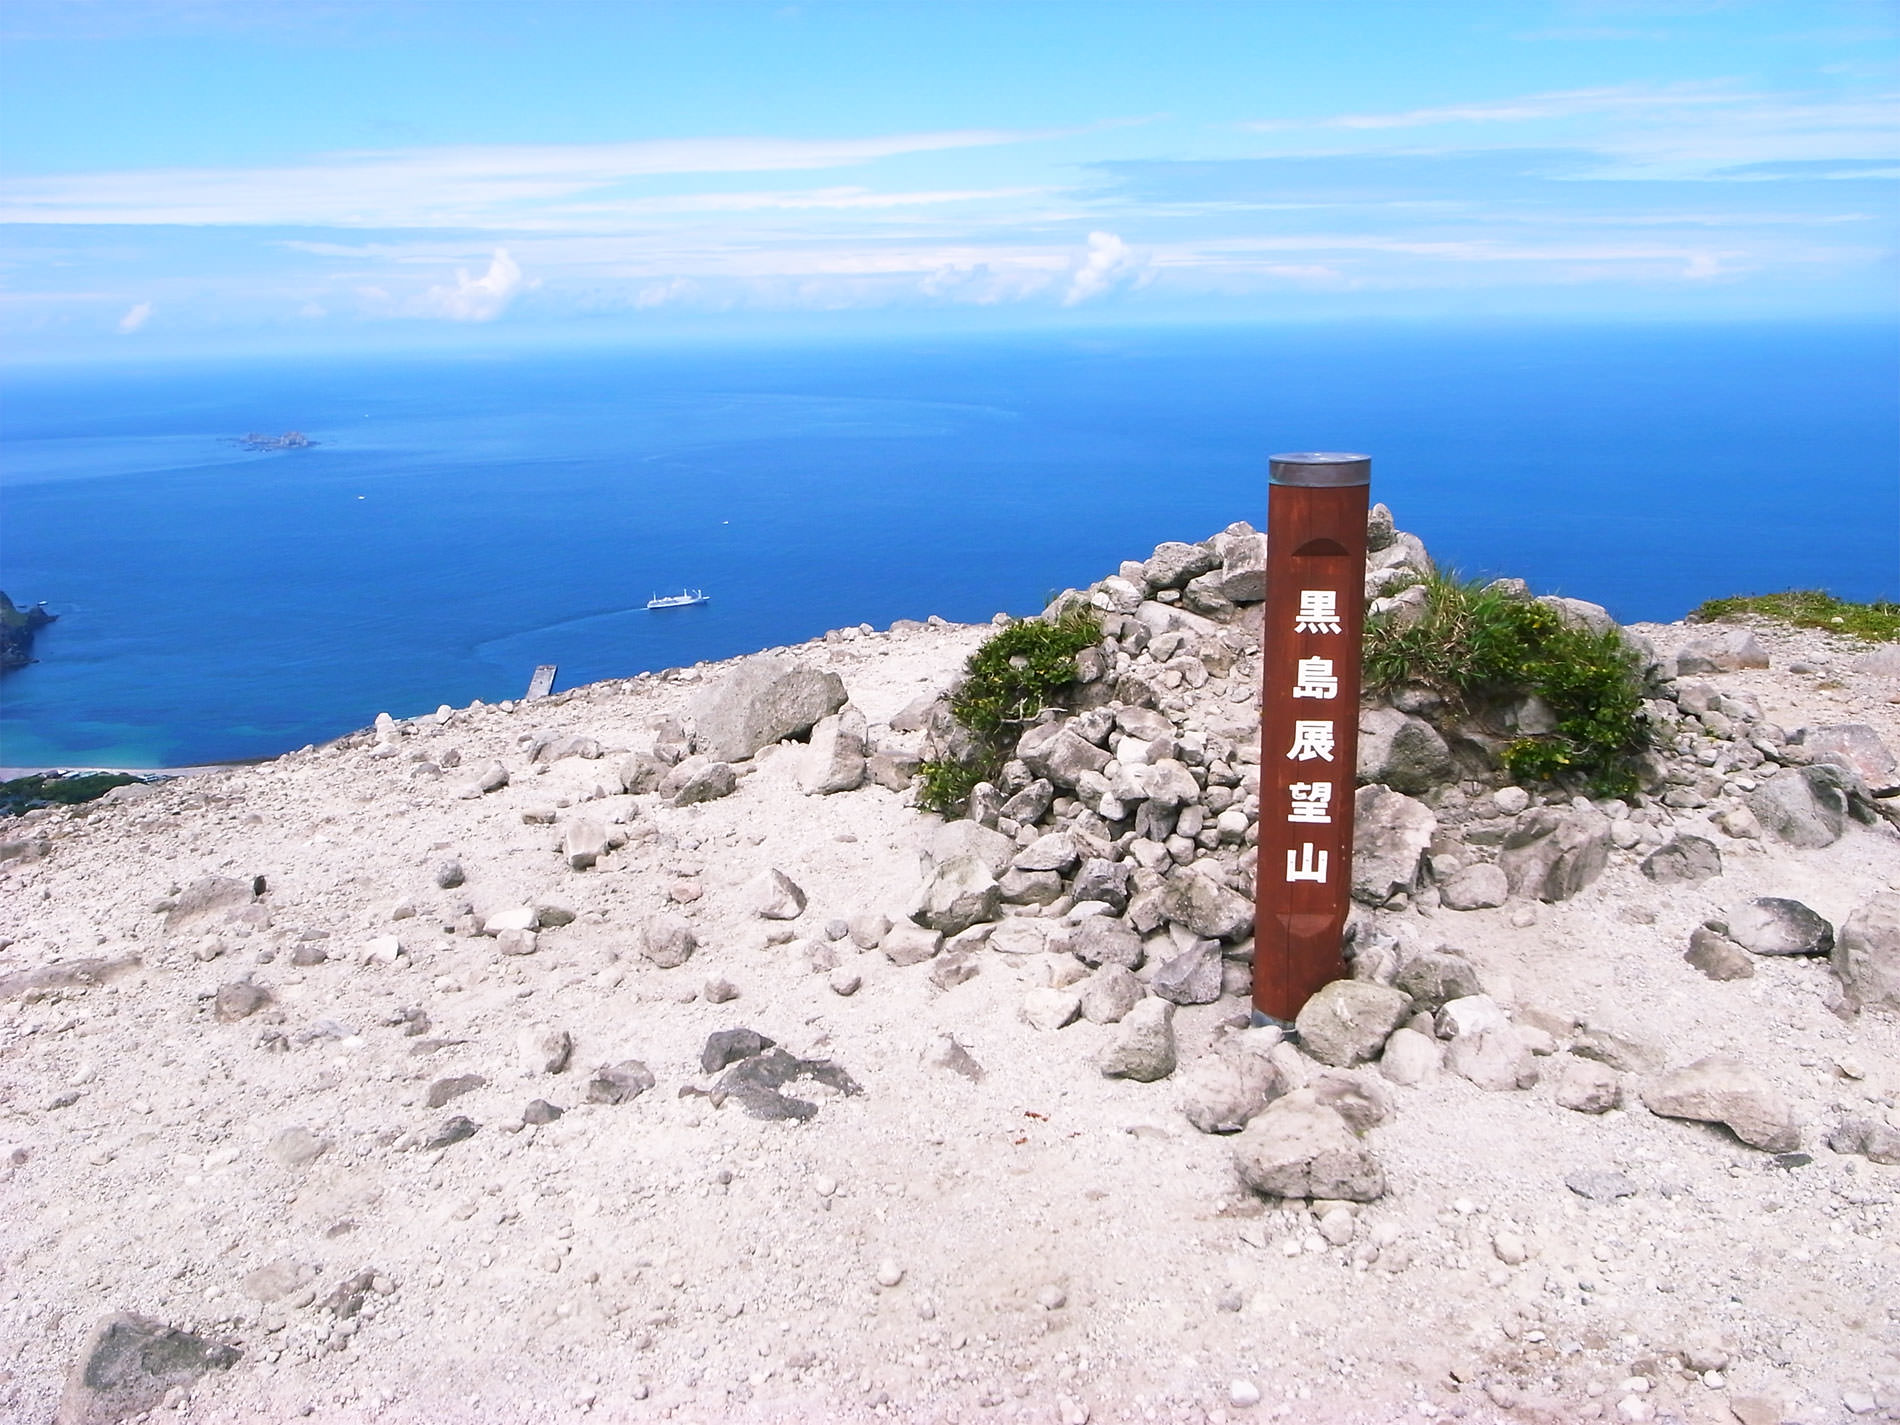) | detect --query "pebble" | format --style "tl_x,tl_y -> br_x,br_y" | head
874,1259 -> 905,1288
828,968 -> 862,996
1036,1285 -> 1067,1310
1229,1378 -> 1261,1407
702,976 -> 739,1004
